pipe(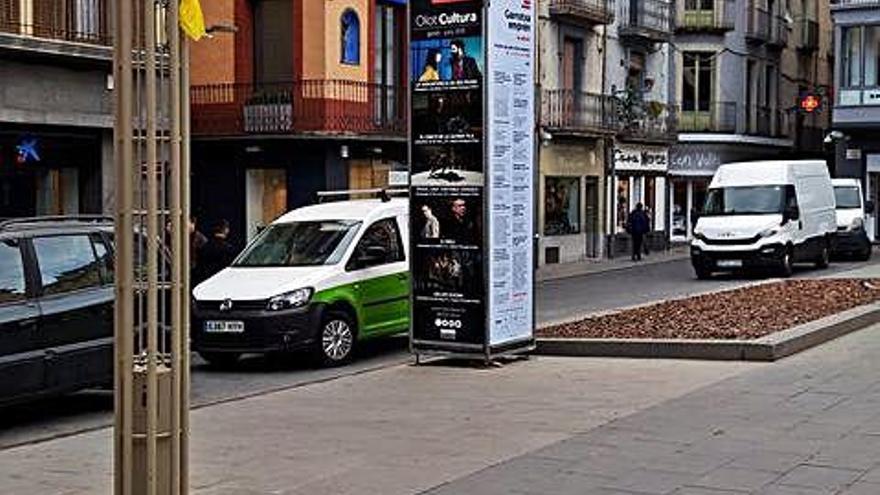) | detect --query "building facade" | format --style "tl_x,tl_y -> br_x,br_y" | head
832,0 -> 880,240
670,0 -> 833,242
0,0 -> 114,218
605,0 -> 677,257
537,0 -> 615,264
190,0 -> 406,247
